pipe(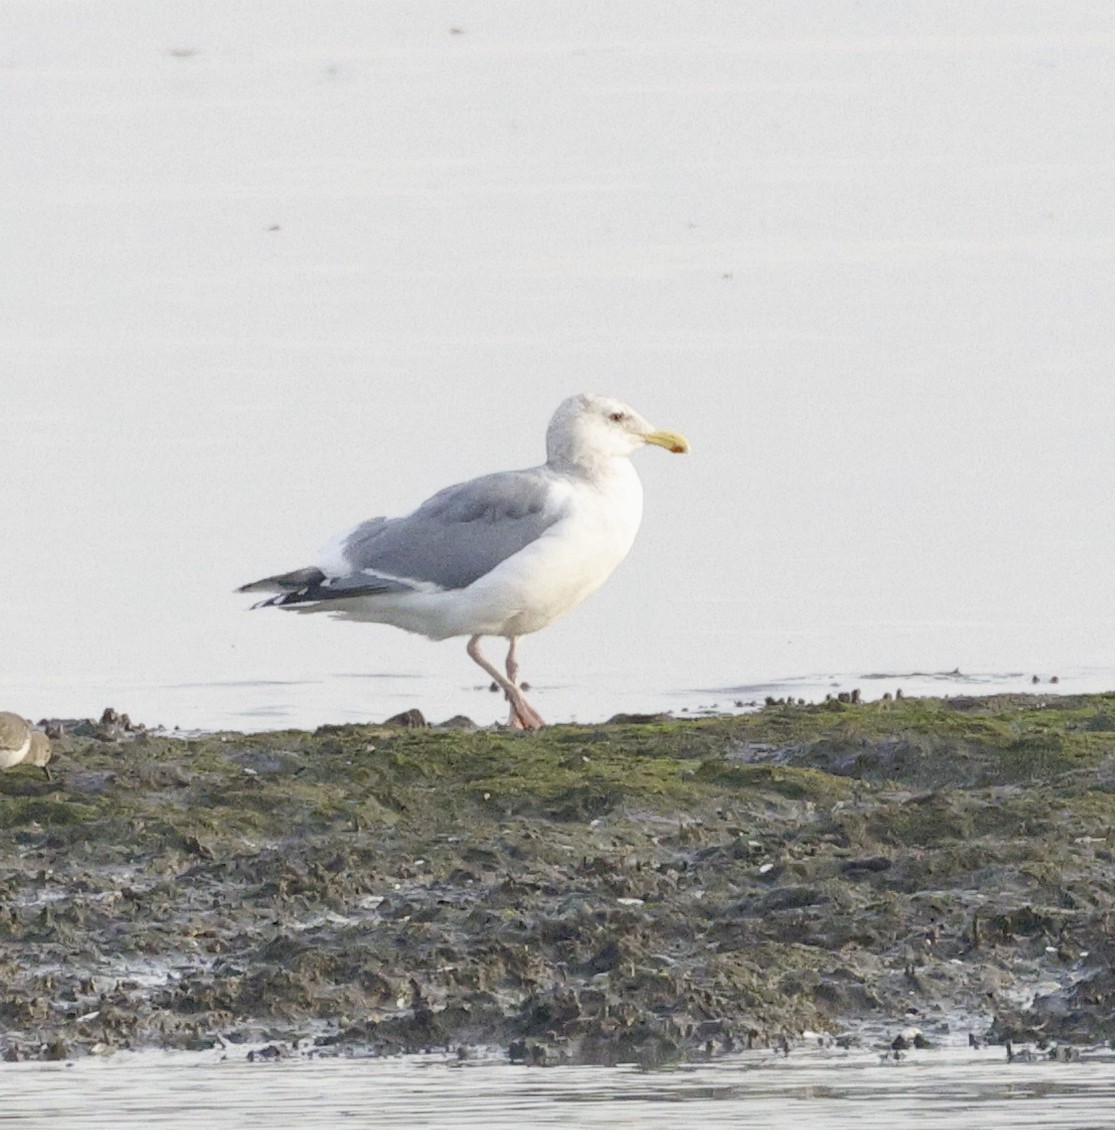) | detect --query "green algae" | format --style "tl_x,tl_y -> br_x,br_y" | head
0,796 -> 96,828
3,691 -> 1115,1062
